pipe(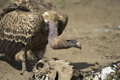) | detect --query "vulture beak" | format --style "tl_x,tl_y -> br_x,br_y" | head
65,40 -> 82,49
75,41 -> 82,49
